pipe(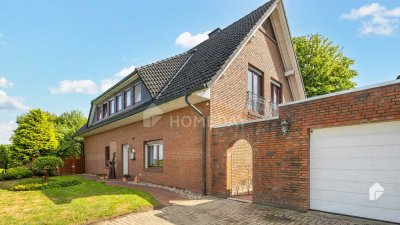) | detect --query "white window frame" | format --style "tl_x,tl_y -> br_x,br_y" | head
135,83 -> 142,104
144,140 -> 163,169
